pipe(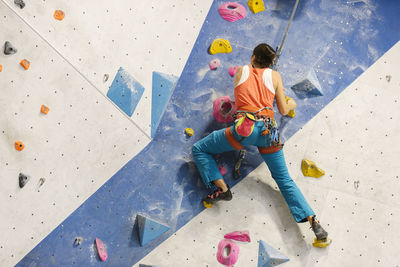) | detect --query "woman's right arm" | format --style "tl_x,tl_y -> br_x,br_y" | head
272,70 -> 296,115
